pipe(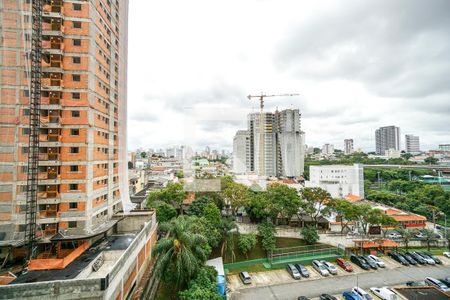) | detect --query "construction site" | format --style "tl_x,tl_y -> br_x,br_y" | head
0,1 -> 158,299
